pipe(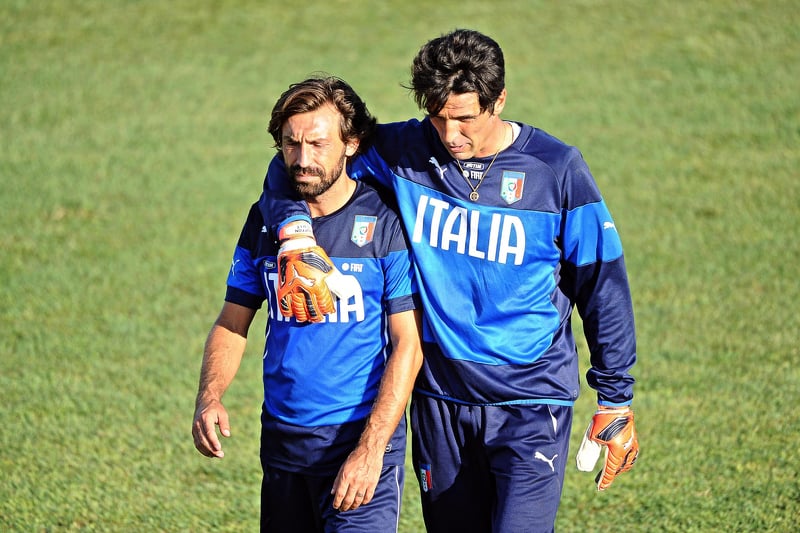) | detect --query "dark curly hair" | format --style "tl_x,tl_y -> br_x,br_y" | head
268,75 -> 377,155
409,29 -> 506,116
